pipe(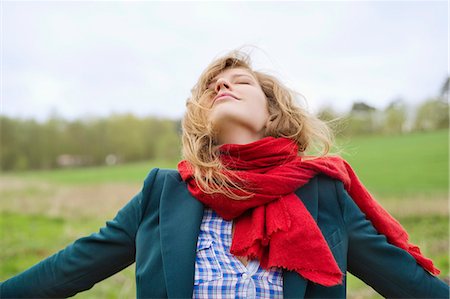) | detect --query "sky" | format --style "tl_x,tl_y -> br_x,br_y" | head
2,0 -> 448,121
